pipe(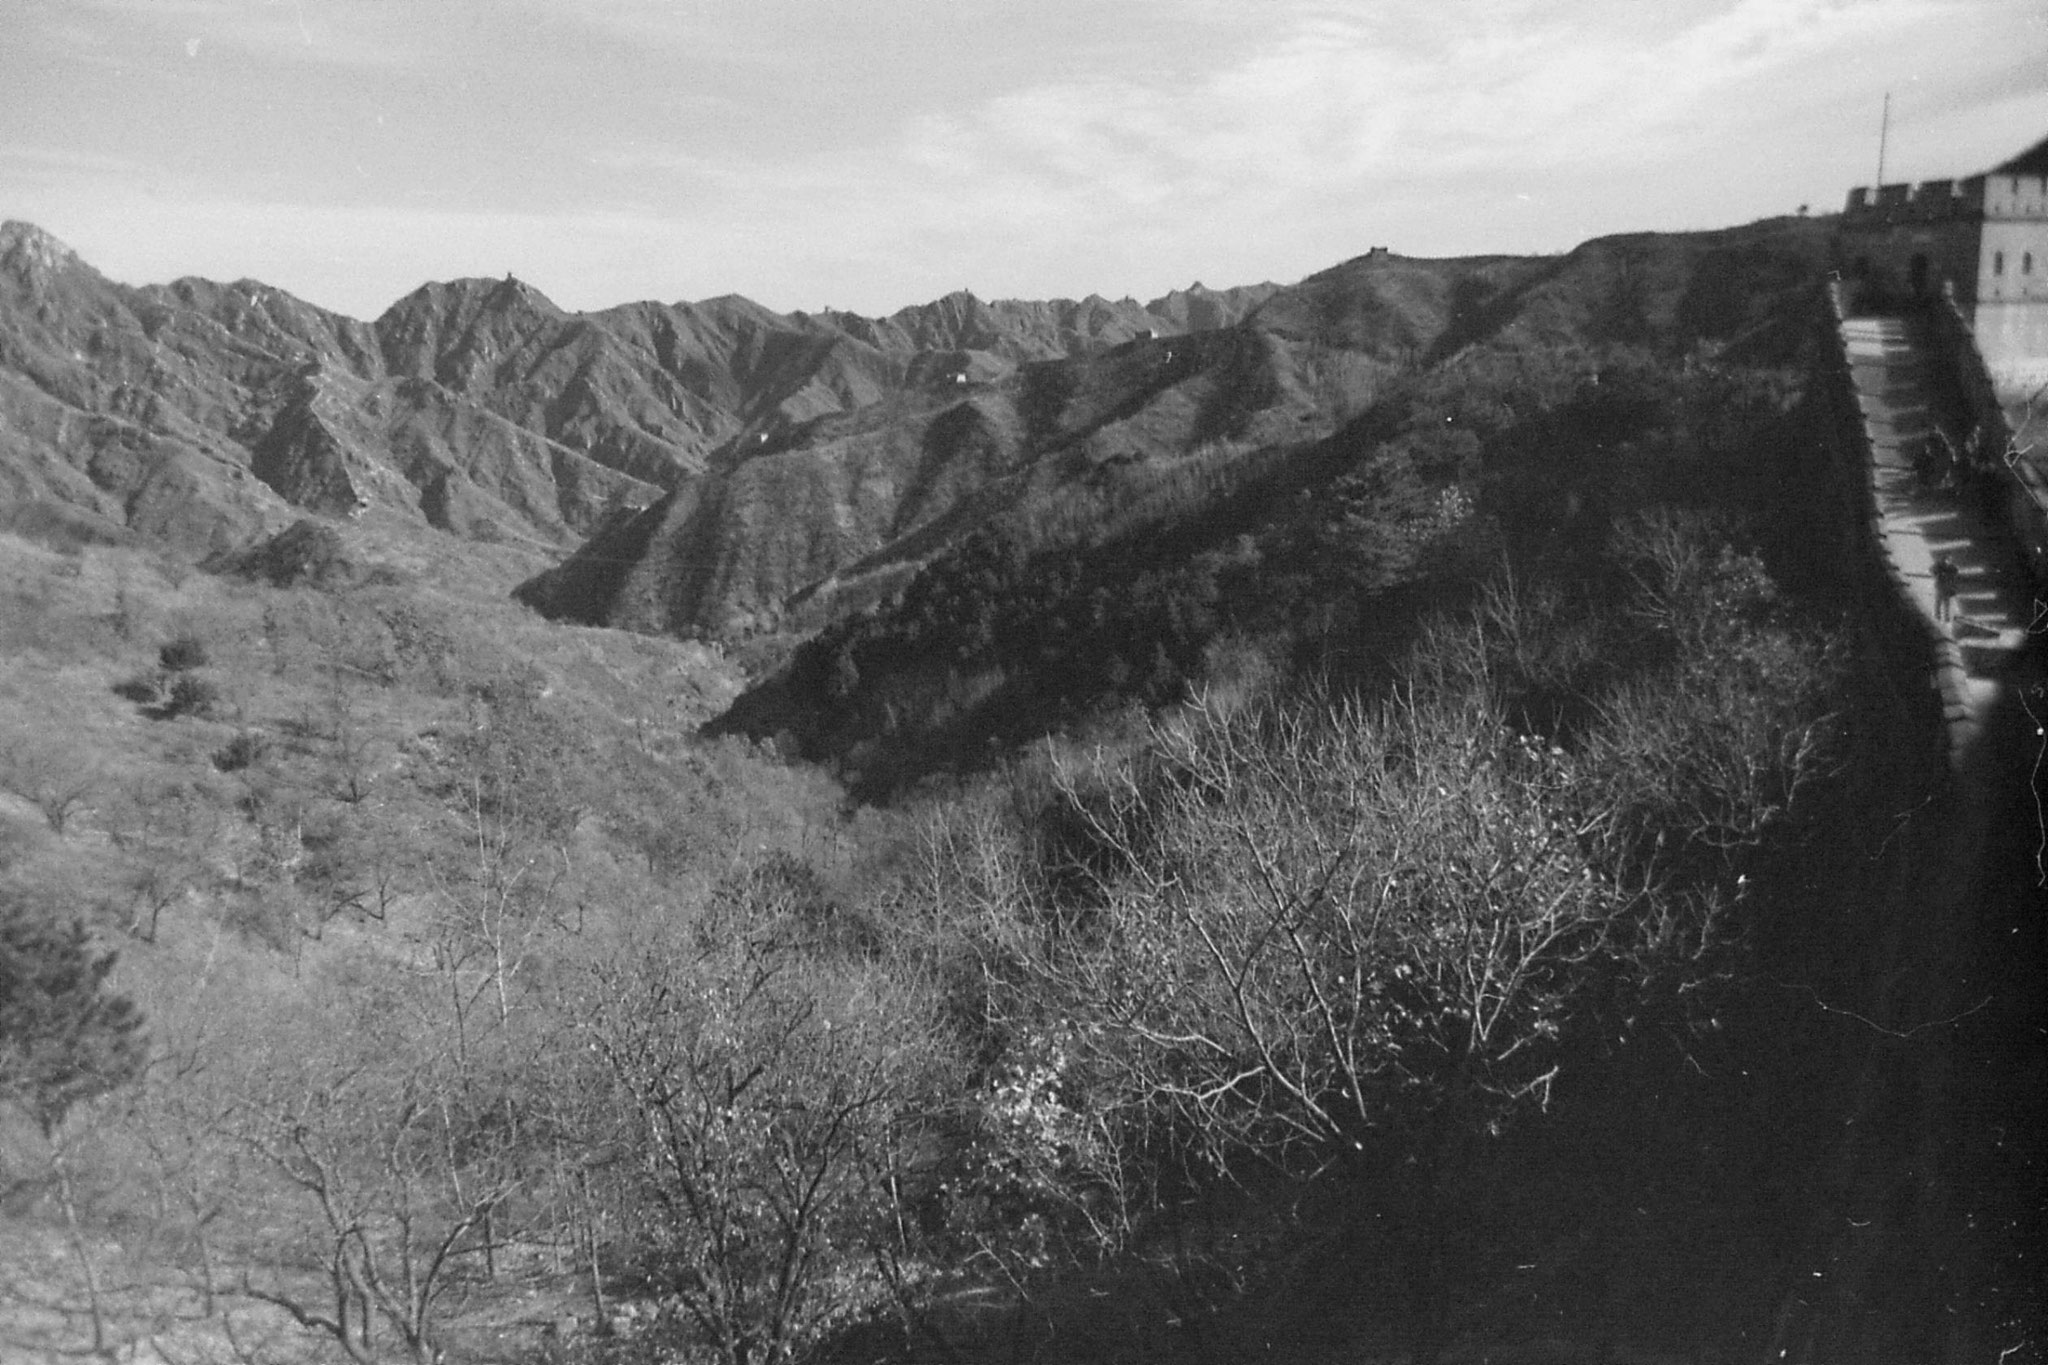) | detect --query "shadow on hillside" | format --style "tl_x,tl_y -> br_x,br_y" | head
1419,258 -> 1573,367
